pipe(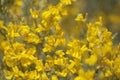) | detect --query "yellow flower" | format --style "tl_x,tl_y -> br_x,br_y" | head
4,70 -> 13,79
0,0 -> 120,80
41,10 -> 51,28
12,66 -> 24,78
55,69 -> 68,77
6,23 -> 20,39
24,32 -> 42,44
4,57 -> 16,67
42,11 -> 51,21
105,69 -> 112,77
86,23 -> 101,48
103,57 -> 113,67
43,44 -> 54,52
67,60 -> 76,74
13,42 -> 25,52
55,38 -> 66,47
1,41 -> 11,50
75,13 -> 88,22
95,16 -> 103,25
45,55 -> 55,69
20,53 -> 36,67
14,0 -> 22,6
74,76 -> 86,80
43,36 -> 56,52
85,54 -> 97,66
54,57 -> 64,66
45,36 -> 55,46
19,25 -> 30,35
77,69 -> 95,80
35,24 -> 45,32
30,8 -> 39,19
52,75 -> 58,80
26,47 -> 36,55
24,70 -> 40,79
55,50 -> 65,57
66,40 -> 87,59
41,72 -> 49,80
35,60 -> 44,72
0,21 -> 7,38
60,0 -> 76,5
101,28 -> 112,43
3,50 -> 17,67
85,70 -> 95,80
115,68 -> 120,79
0,20 -> 4,26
